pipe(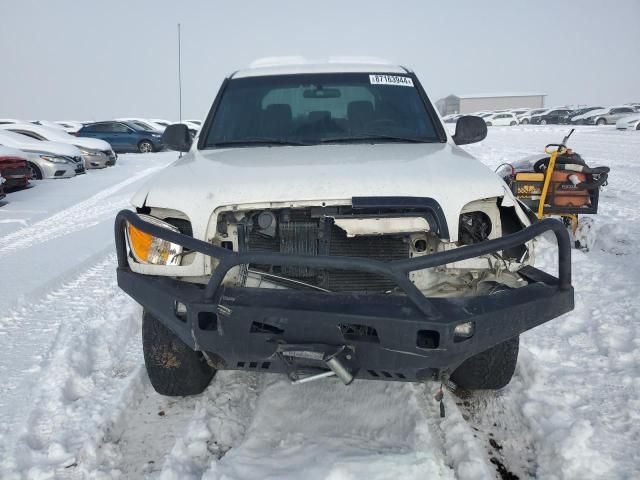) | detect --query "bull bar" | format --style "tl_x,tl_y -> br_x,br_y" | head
115,209 -> 574,383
